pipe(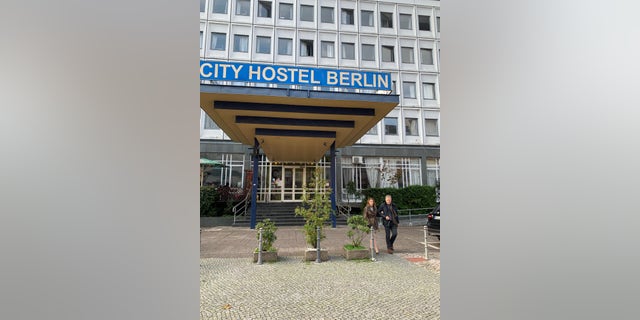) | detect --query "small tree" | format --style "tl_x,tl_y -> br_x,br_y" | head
345,215 -> 370,249
295,167 -> 331,249
255,218 -> 278,252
